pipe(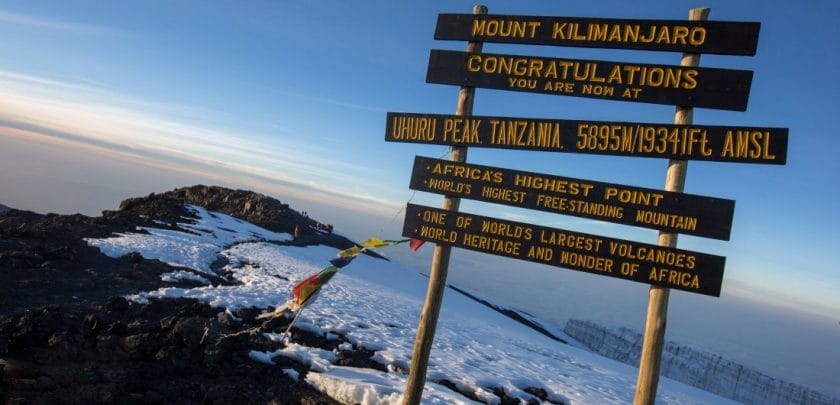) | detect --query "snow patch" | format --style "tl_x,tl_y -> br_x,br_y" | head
86,206 -> 737,404
305,366 -> 480,405
160,270 -> 210,284
86,204 -> 291,274
283,368 -> 300,381
248,350 -> 275,365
